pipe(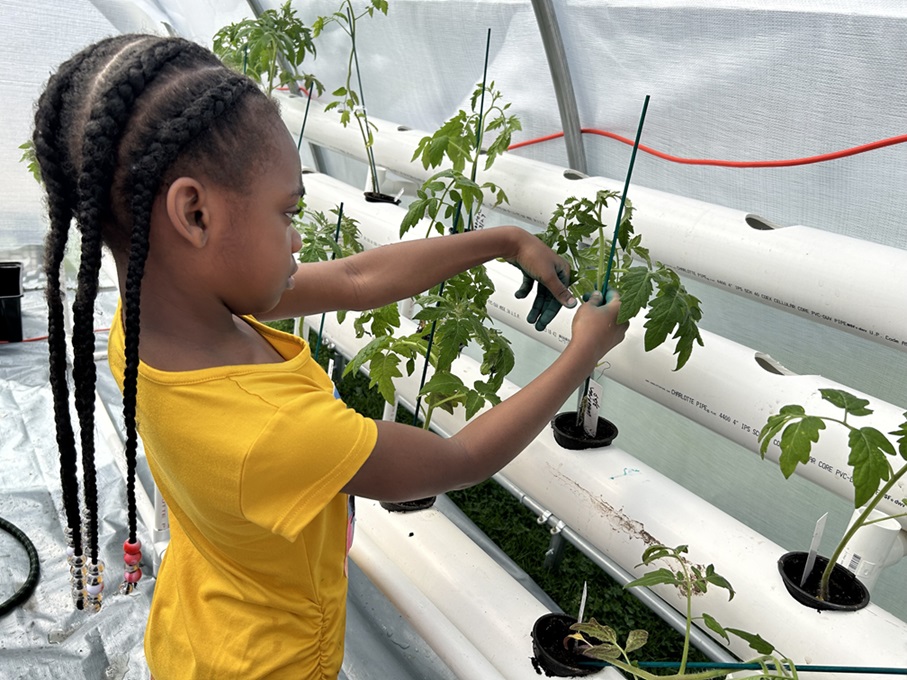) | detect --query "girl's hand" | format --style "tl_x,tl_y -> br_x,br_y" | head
510,235 -> 577,331
570,290 -> 628,362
